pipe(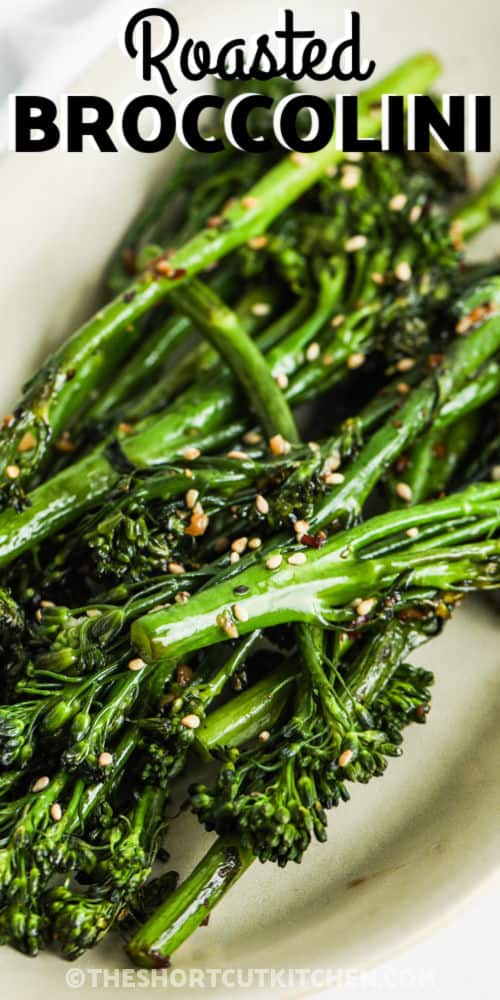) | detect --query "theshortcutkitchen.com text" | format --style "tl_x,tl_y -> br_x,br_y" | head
8,8 -> 491,154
